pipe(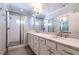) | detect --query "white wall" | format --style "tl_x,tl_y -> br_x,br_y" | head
23,16 -> 32,45
57,12 -> 79,35
46,4 -> 79,35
